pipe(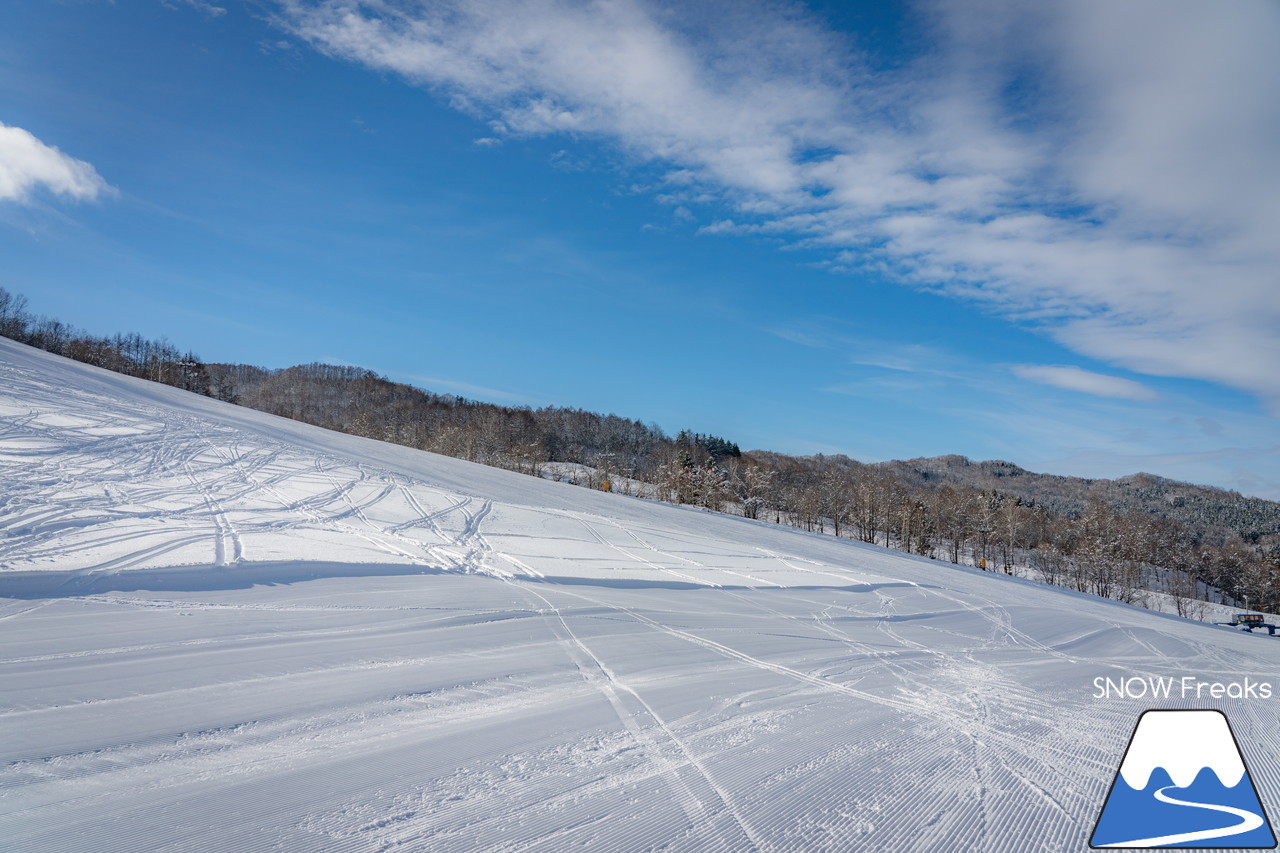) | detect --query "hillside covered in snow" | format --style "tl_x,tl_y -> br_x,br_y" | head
2,337 -> 1278,852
